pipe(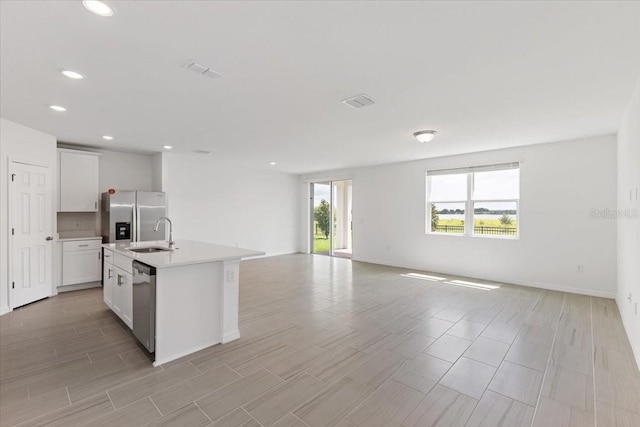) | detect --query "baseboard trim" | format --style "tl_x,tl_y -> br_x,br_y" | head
352,257 -> 617,299
57,281 -> 101,293
222,330 -> 240,343
616,296 -> 640,371
0,306 -> 11,316
490,277 -> 616,299
245,251 -> 299,260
